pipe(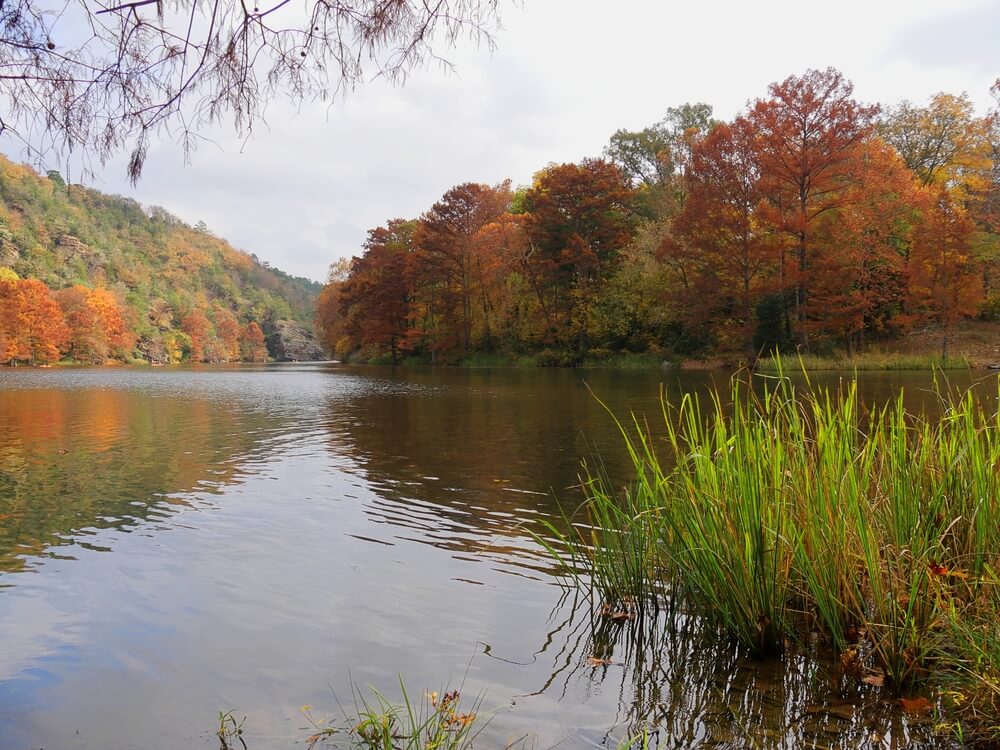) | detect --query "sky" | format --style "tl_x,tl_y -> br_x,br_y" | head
12,0 -> 1000,282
